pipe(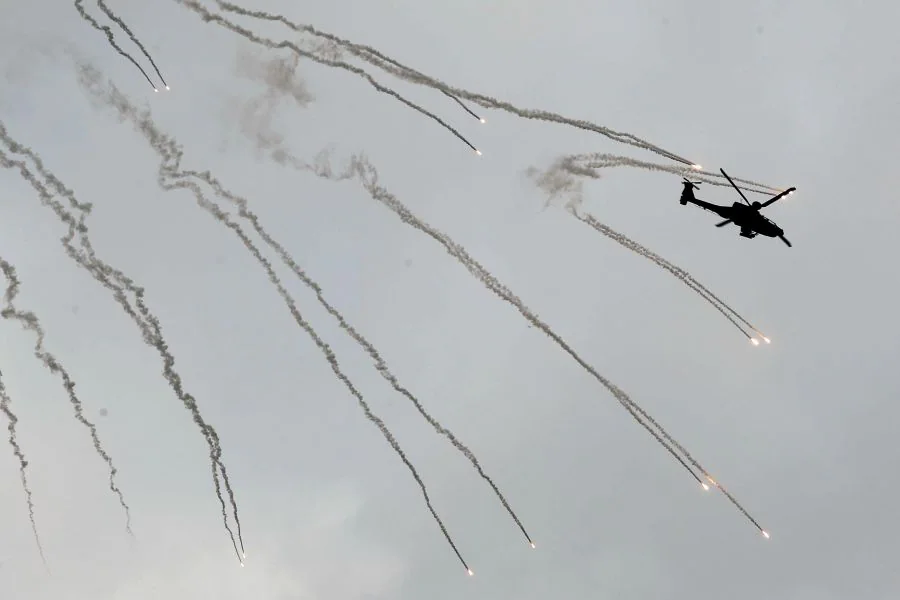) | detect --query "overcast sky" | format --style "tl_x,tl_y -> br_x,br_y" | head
1,1 -> 899,598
